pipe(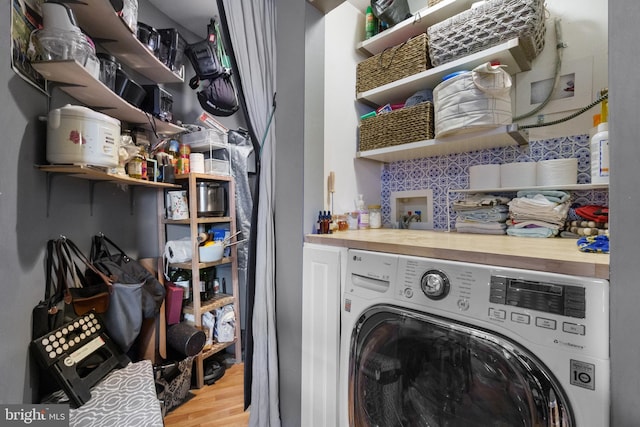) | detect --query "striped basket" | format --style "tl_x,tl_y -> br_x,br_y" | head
356,33 -> 430,94
359,102 -> 434,152
426,0 -> 546,67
